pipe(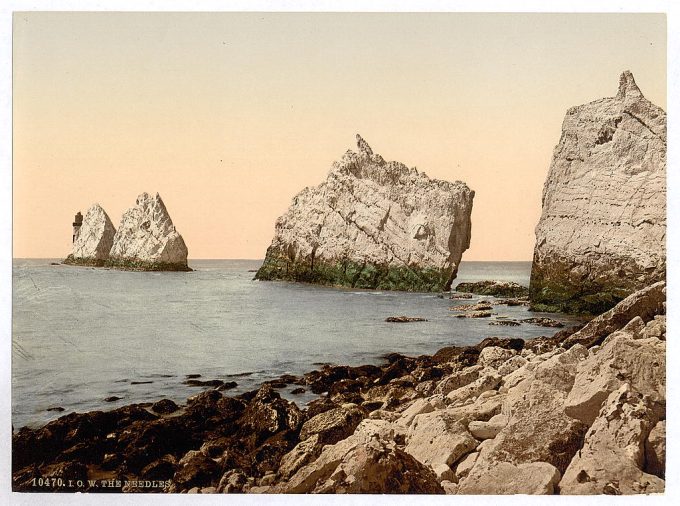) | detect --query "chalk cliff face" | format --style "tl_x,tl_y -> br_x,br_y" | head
530,71 -> 666,314
256,135 -> 474,291
69,203 -> 116,261
109,192 -> 189,269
